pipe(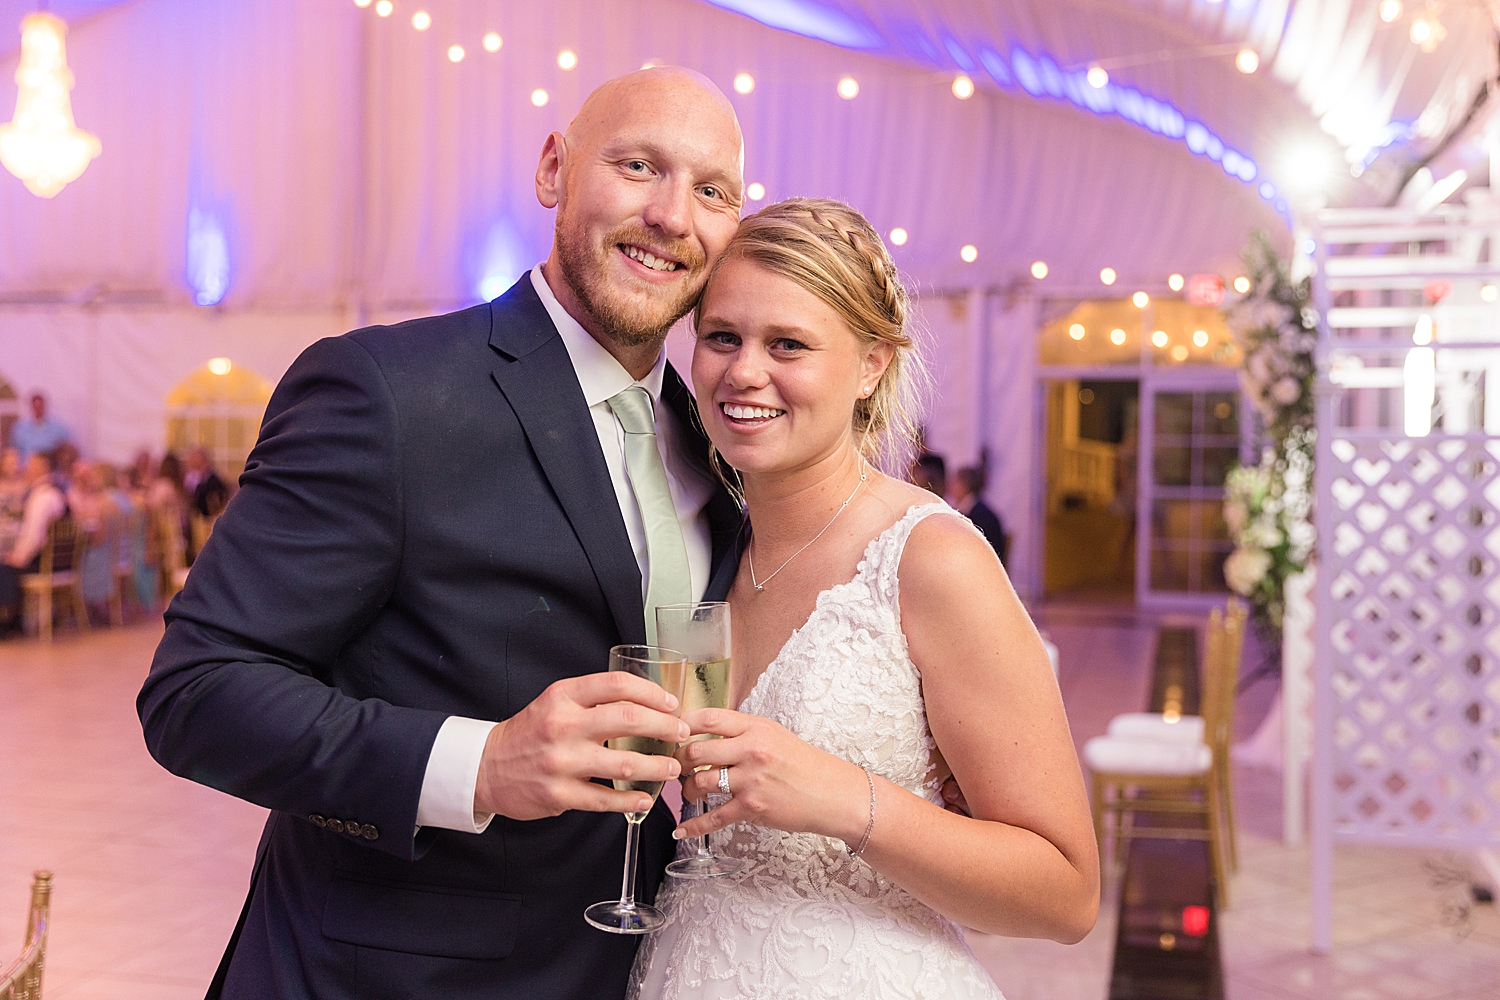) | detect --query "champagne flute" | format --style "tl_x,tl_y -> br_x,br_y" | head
584,644 -> 688,934
658,603 -> 748,879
